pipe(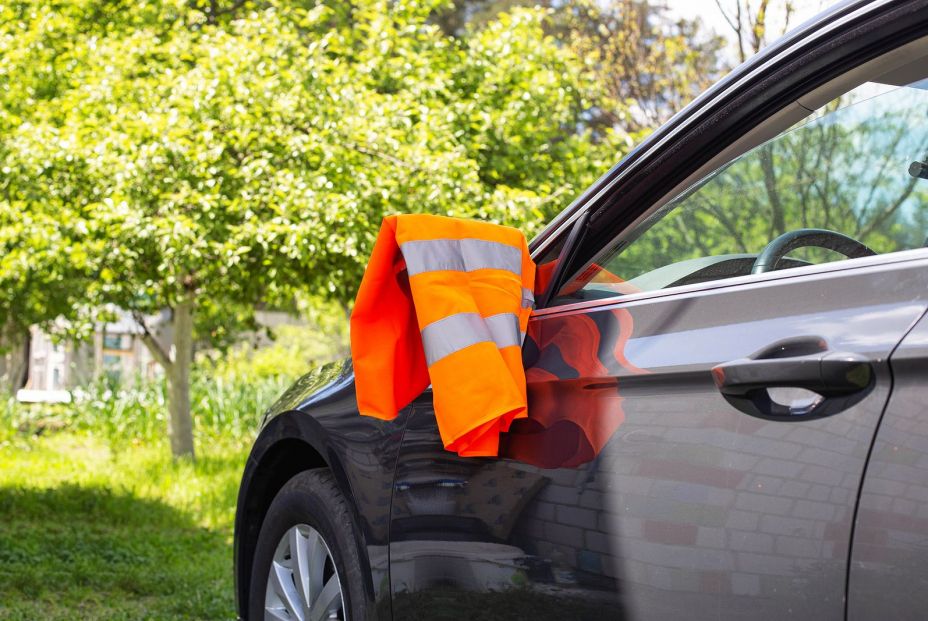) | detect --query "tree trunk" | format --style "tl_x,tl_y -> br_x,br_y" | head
135,294 -> 196,460
168,295 -> 195,459
0,327 -> 29,395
